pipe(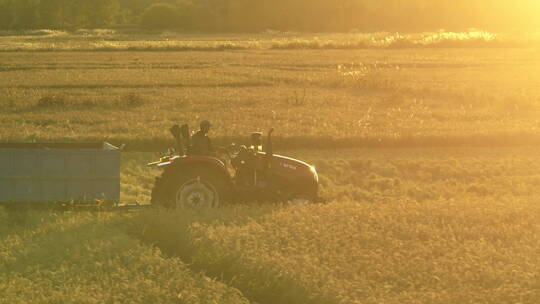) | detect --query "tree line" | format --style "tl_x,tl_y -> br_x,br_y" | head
0,0 -> 538,32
